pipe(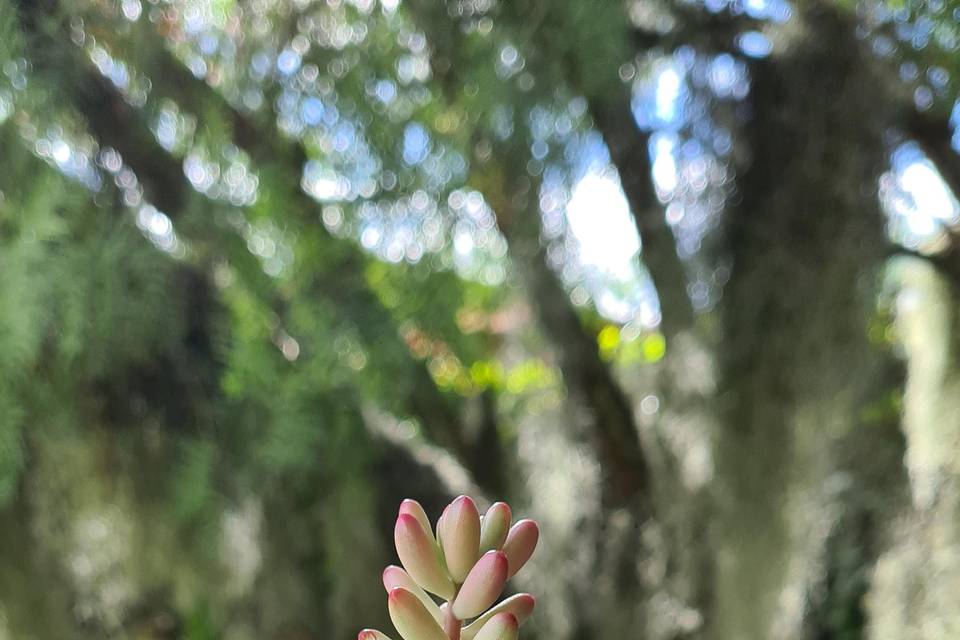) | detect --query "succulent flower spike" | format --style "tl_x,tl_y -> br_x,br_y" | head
364,497 -> 538,640
395,514 -> 455,599
471,613 -> 519,640
501,519 -> 539,578
479,502 -> 512,553
382,565 -> 444,624
388,588 -> 449,640
441,495 -> 481,583
452,550 -> 508,619
460,594 -> 536,640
